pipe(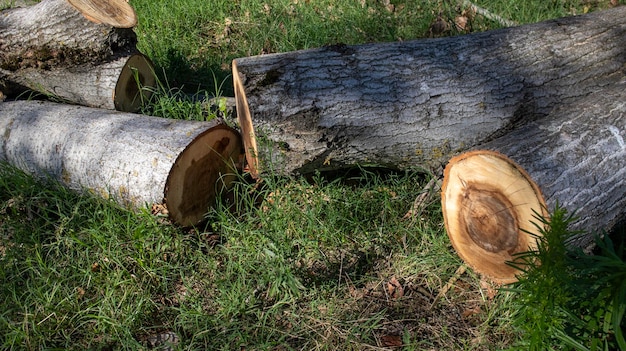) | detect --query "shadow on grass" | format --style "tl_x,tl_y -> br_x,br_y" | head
156,48 -> 234,97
